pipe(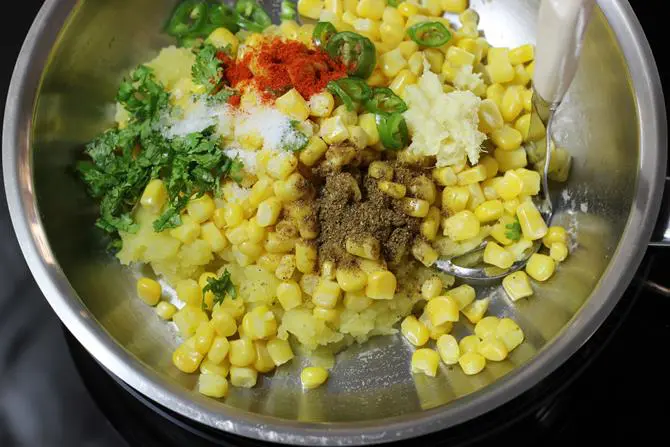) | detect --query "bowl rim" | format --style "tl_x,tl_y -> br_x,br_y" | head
3,0 -> 667,444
